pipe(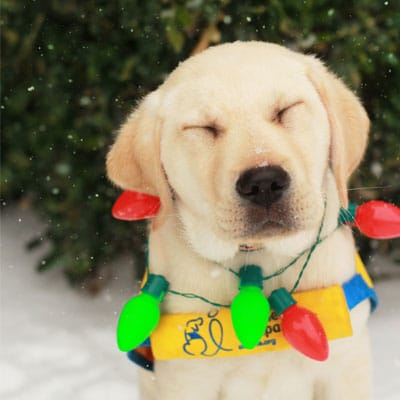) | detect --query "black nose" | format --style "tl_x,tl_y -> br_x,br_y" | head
236,166 -> 290,208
